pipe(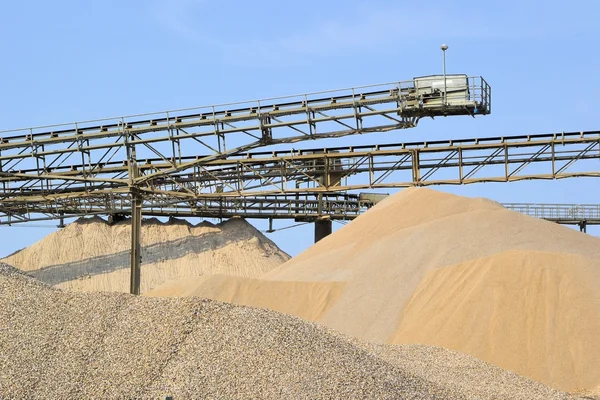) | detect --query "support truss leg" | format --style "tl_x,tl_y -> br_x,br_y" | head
314,218 -> 332,243
130,193 -> 142,295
